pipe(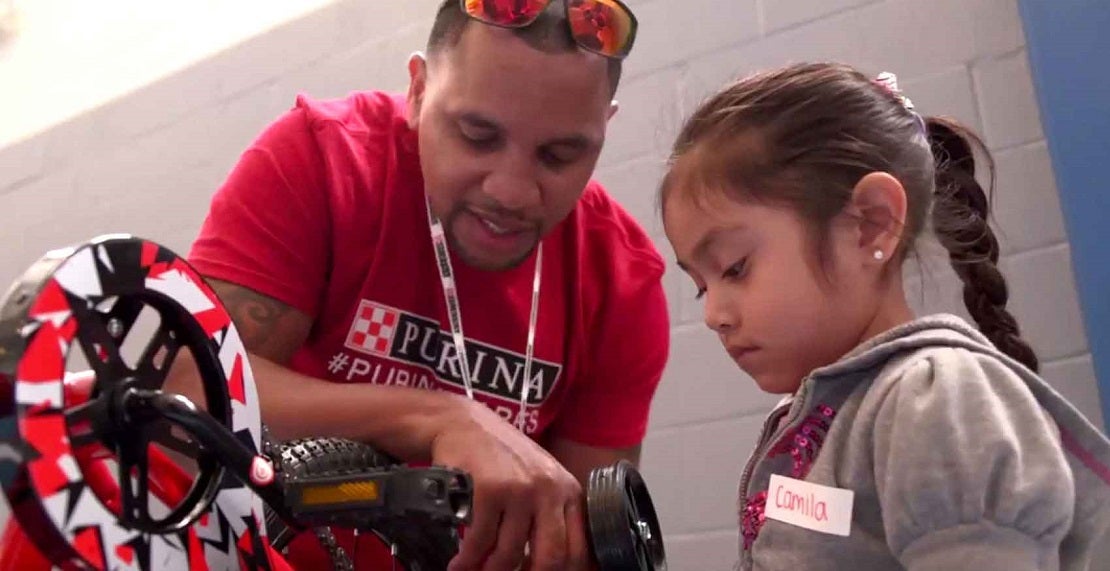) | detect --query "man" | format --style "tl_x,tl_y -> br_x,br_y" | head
184,1 -> 668,569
